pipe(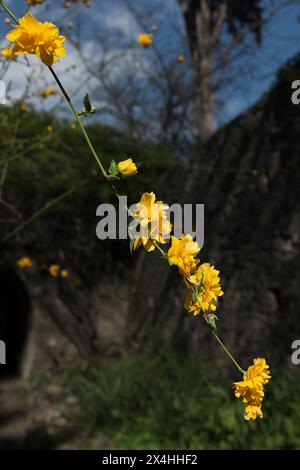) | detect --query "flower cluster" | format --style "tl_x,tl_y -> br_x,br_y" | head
168,234 -> 199,278
27,0 -> 44,6
117,158 -> 138,177
20,102 -> 28,112
17,256 -> 32,269
138,33 -> 153,48
6,12 -> 66,66
185,263 -> 224,315
49,264 -> 69,278
63,0 -> 91,8
1,46 -> 13,58
17,257 -> 69,278
130,192 -> 172,252
234,358 -> 271,420
39,87 -> 57,99
130,190 -> 270,420
130,192 -> 223,316
167,235 -> 223,315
